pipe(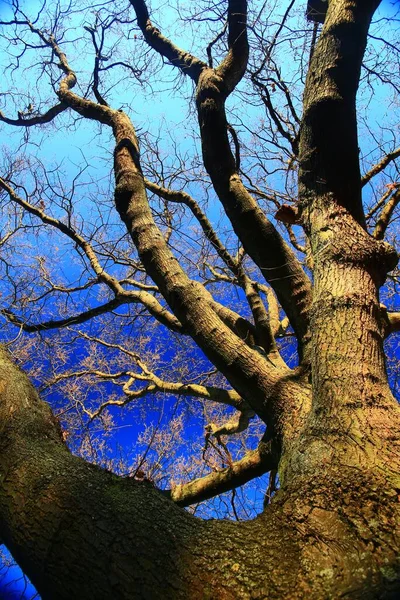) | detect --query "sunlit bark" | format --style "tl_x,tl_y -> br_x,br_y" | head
0,0 -> 399,597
